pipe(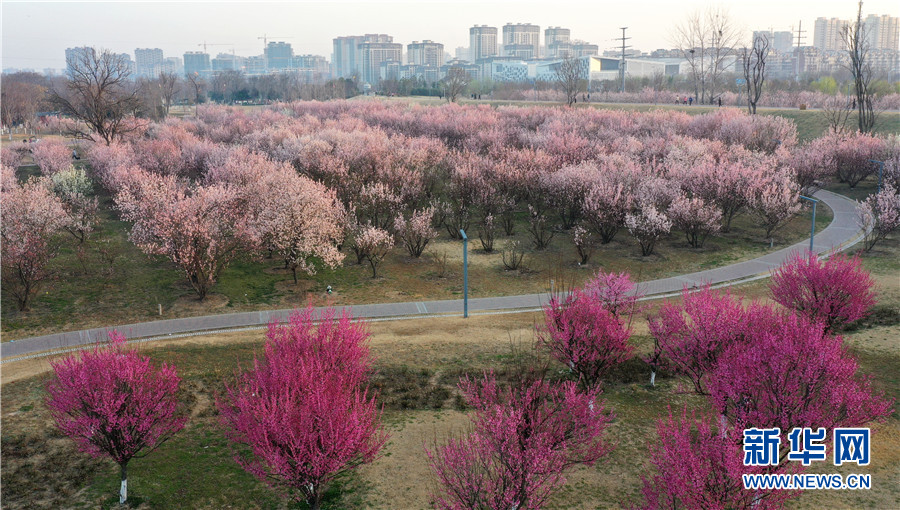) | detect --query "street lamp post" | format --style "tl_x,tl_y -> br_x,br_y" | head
799,195 -> 818,256
460,229 -> 468,318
